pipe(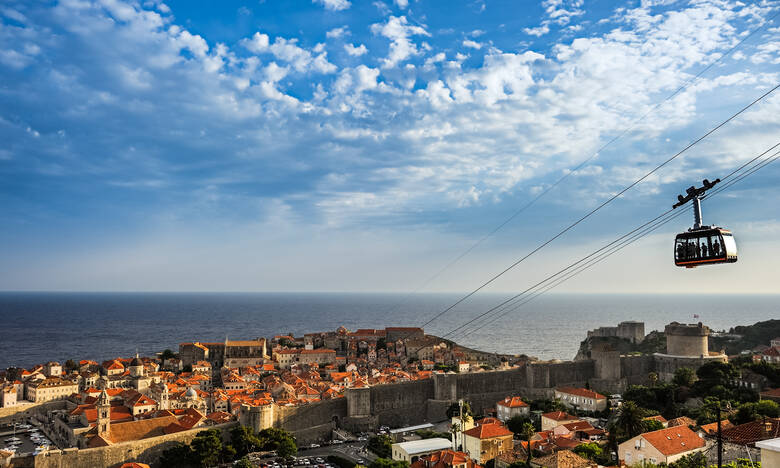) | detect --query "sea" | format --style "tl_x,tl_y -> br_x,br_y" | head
0,292 -> 777,370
